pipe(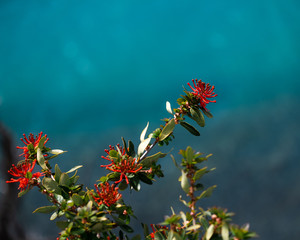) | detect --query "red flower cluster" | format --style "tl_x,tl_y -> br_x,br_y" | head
7,132 -> 47,191
92,182 -> 122,207
101,145 -> 142,184
17,132 -> 49,159
187,79 -> 217,111
6,160 -> 43,190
